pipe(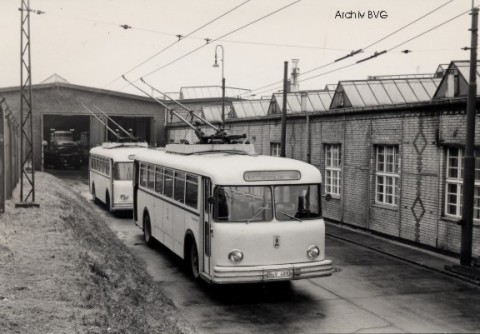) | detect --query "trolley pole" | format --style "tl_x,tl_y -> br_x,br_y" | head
280,61 -> 288,158
460,7 -> 478,266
